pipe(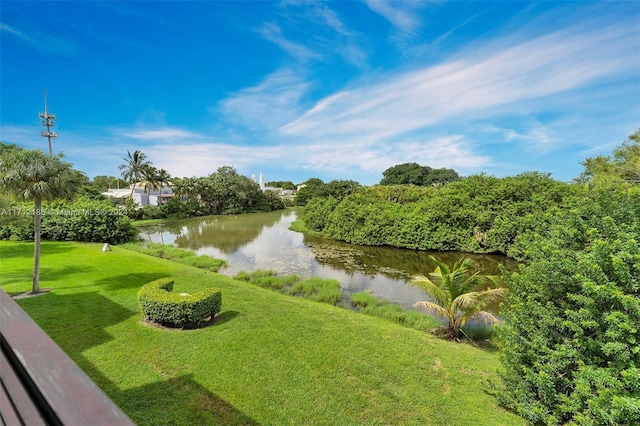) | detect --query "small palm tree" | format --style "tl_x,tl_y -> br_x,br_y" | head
409,256 -> 506,341
0,149 -> 81,293
119,150 -> 152,198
